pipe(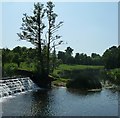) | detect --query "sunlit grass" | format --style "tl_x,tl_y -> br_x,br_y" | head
53,64 -> 104,78
58,64 -> 104,70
